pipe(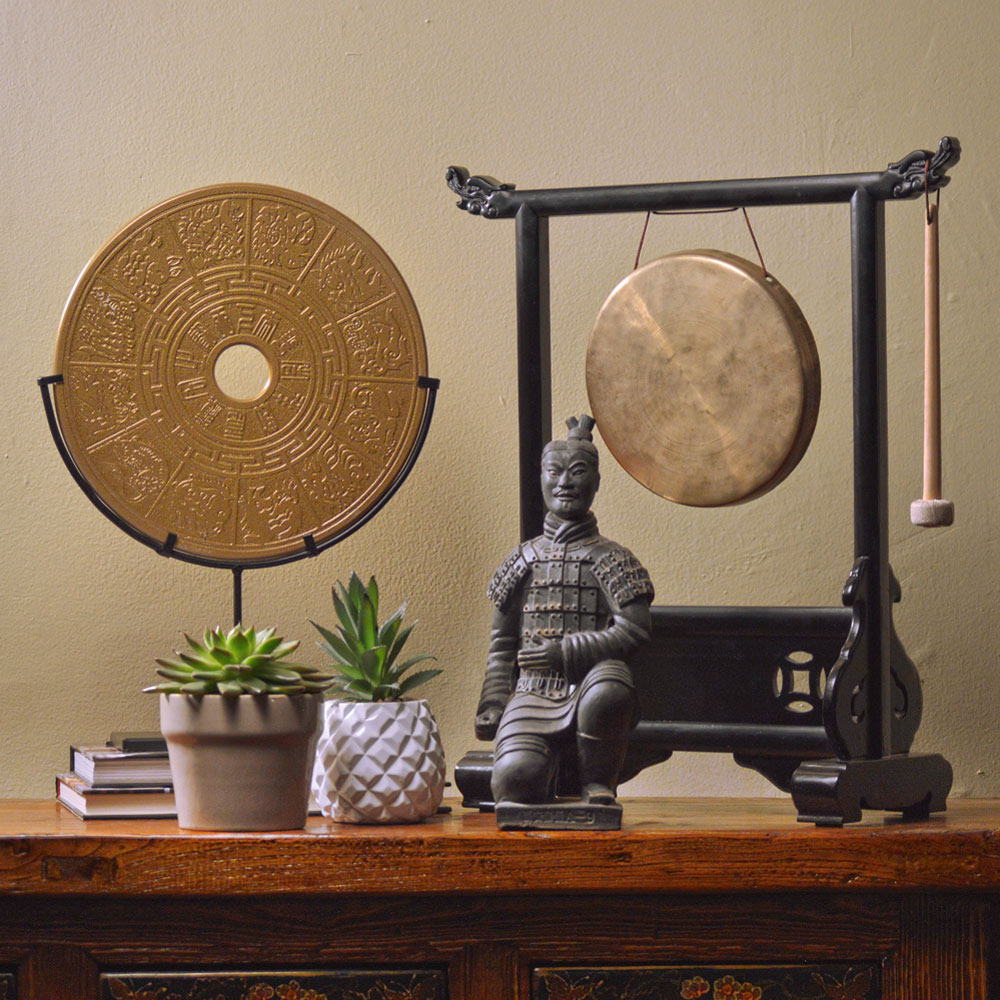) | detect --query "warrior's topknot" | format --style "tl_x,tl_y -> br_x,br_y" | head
565,414 -> 596,441
543,414 -> 599,461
